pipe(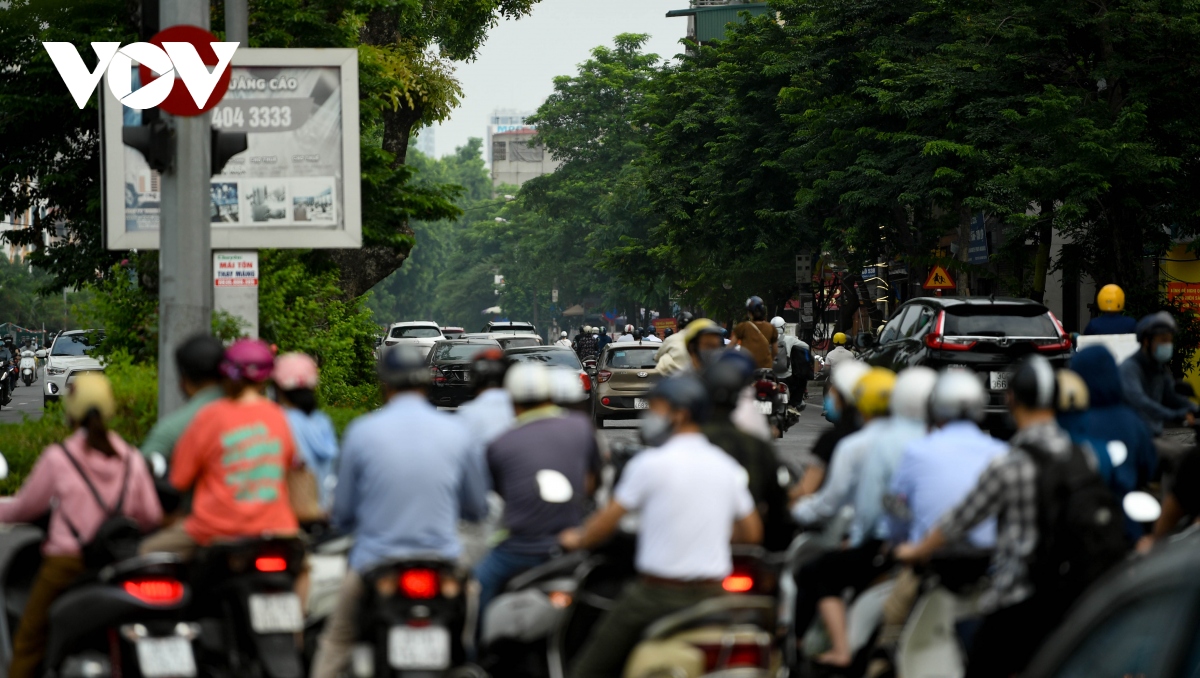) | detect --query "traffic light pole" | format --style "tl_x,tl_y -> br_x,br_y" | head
157,0 -> 212,417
